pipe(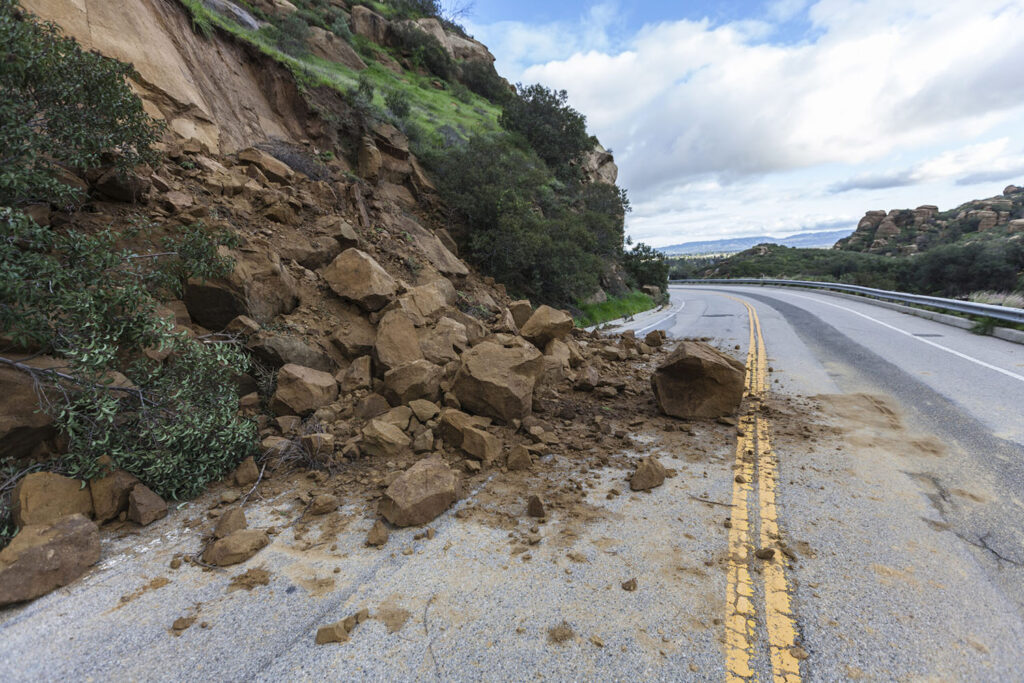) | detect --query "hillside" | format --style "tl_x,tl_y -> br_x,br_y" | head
835,184 -> 1024,255
0,0 -> 668,576
698,182 -> 1024,298
659,229 -> 852,256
